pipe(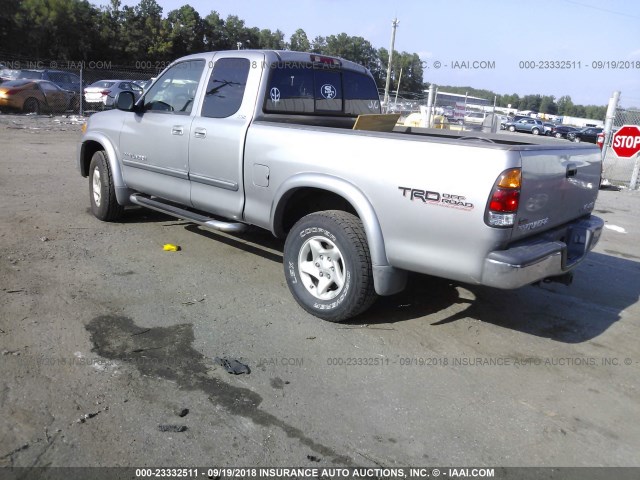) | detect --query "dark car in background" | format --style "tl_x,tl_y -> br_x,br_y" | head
16,69 -> 82,94
567,127 -> 604,143
548,125 -> 579,139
